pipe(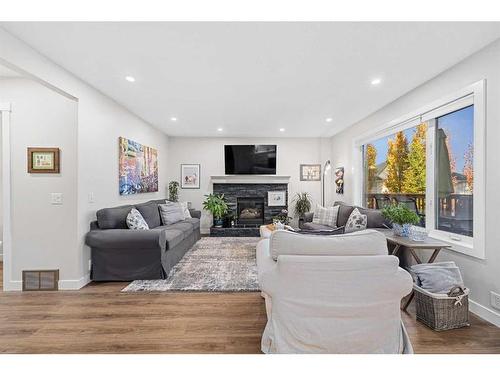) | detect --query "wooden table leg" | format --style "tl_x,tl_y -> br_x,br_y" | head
409,248 -> 422,264
428,248 -> 442,264
402,292 -> 414,311
391,244 -> 401,256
